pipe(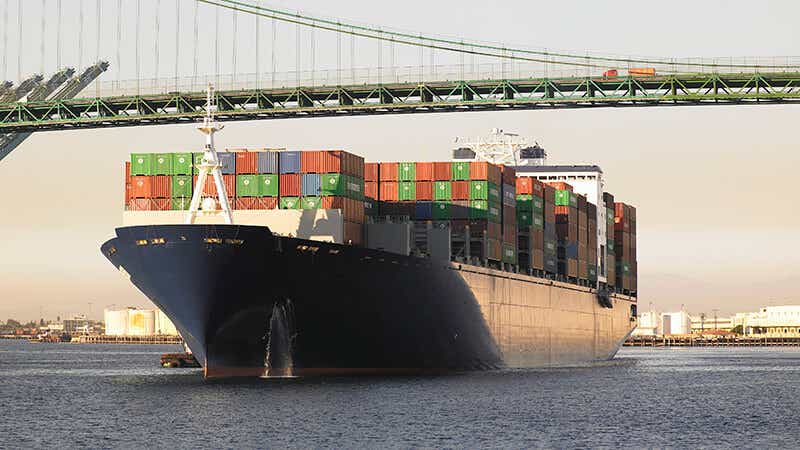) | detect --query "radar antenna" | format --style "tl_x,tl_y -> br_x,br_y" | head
185,84 -> 234,224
